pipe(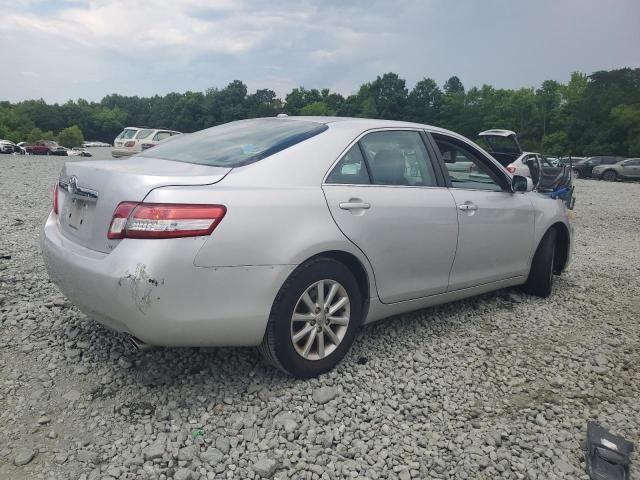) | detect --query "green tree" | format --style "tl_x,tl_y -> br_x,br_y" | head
57,125 -> 84,147
300,101 -> 334,116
